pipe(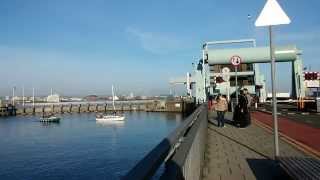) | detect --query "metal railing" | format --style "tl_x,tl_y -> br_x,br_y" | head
122,104 -> 208,180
